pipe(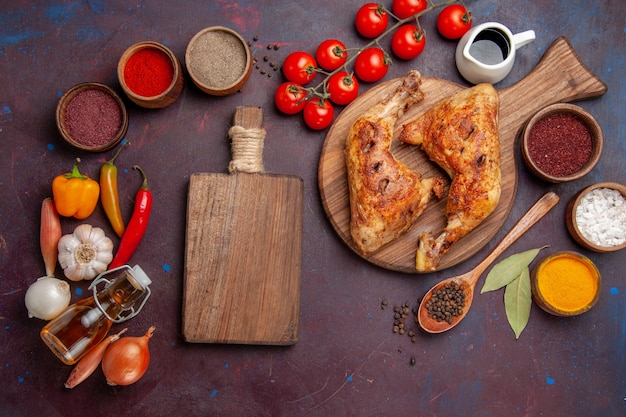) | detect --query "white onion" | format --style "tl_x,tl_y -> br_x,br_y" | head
25,276 -> 71,320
